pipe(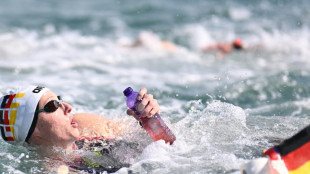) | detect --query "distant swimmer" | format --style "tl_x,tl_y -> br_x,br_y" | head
202,38 -> 243,58
122,31 -> 178,52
